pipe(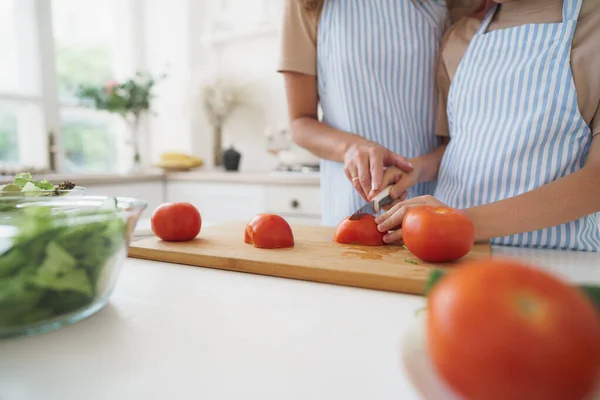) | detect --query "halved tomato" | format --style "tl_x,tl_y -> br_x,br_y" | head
333,214 -> 385,246
244,214 -> 294,249
427,258 -> 600,400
